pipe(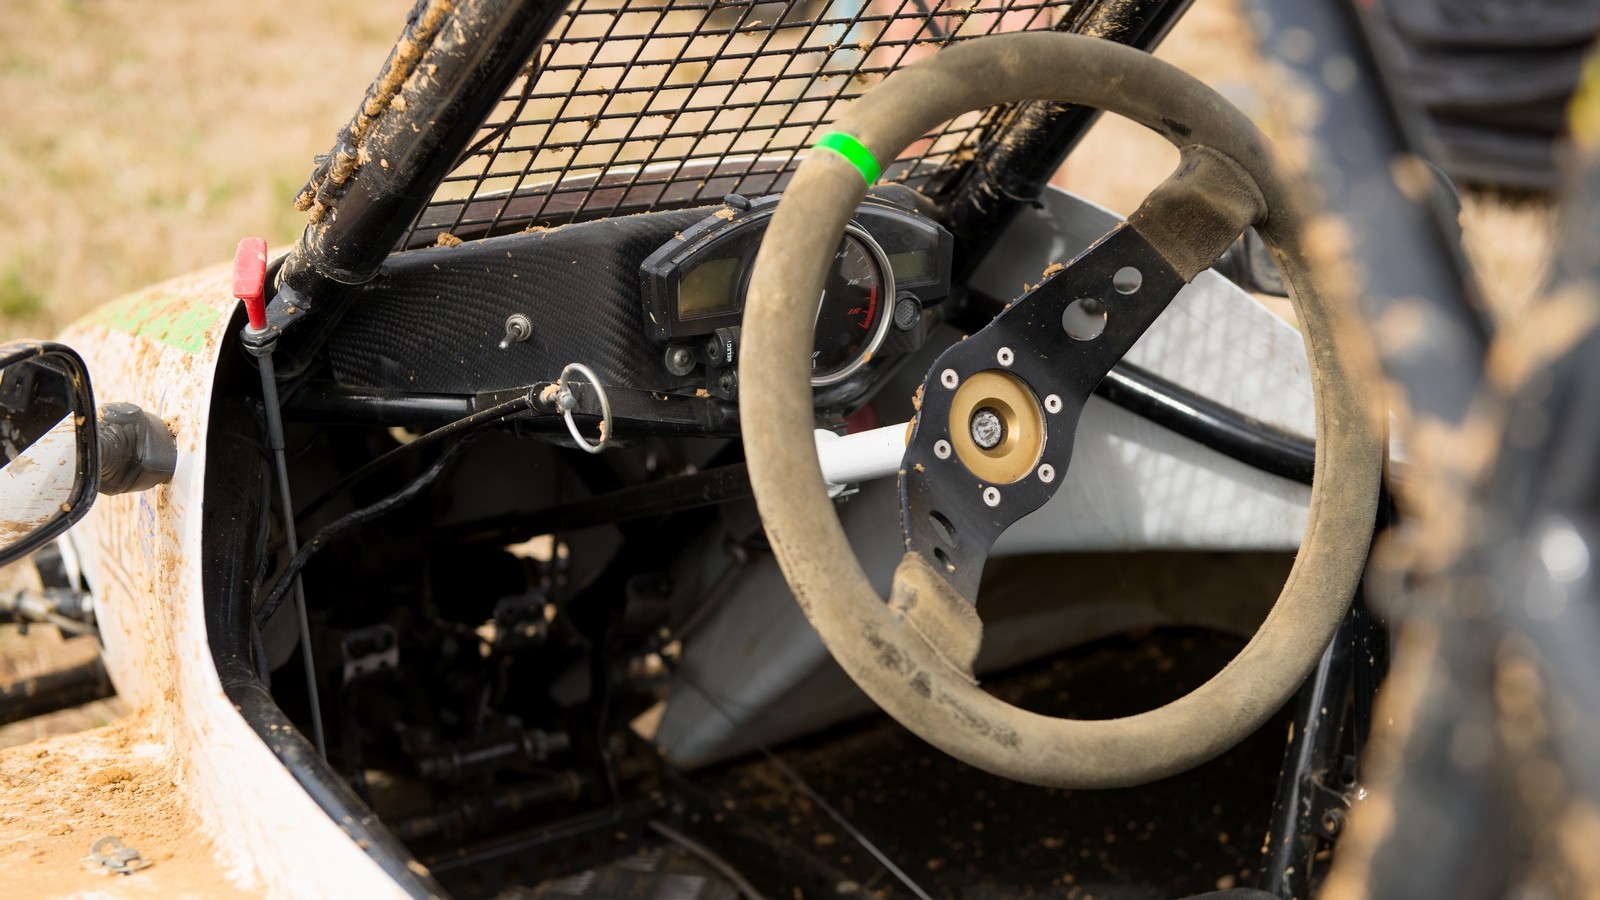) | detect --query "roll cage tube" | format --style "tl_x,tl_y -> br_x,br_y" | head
259,0 -> 1205,378
741,32 -> 1383,788
267,0 -> 567,376
941,0 -> 1197,278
